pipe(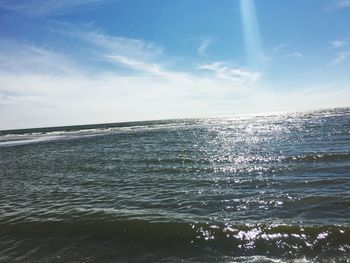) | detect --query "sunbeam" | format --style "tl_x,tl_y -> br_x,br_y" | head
240,0 -> 263,68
